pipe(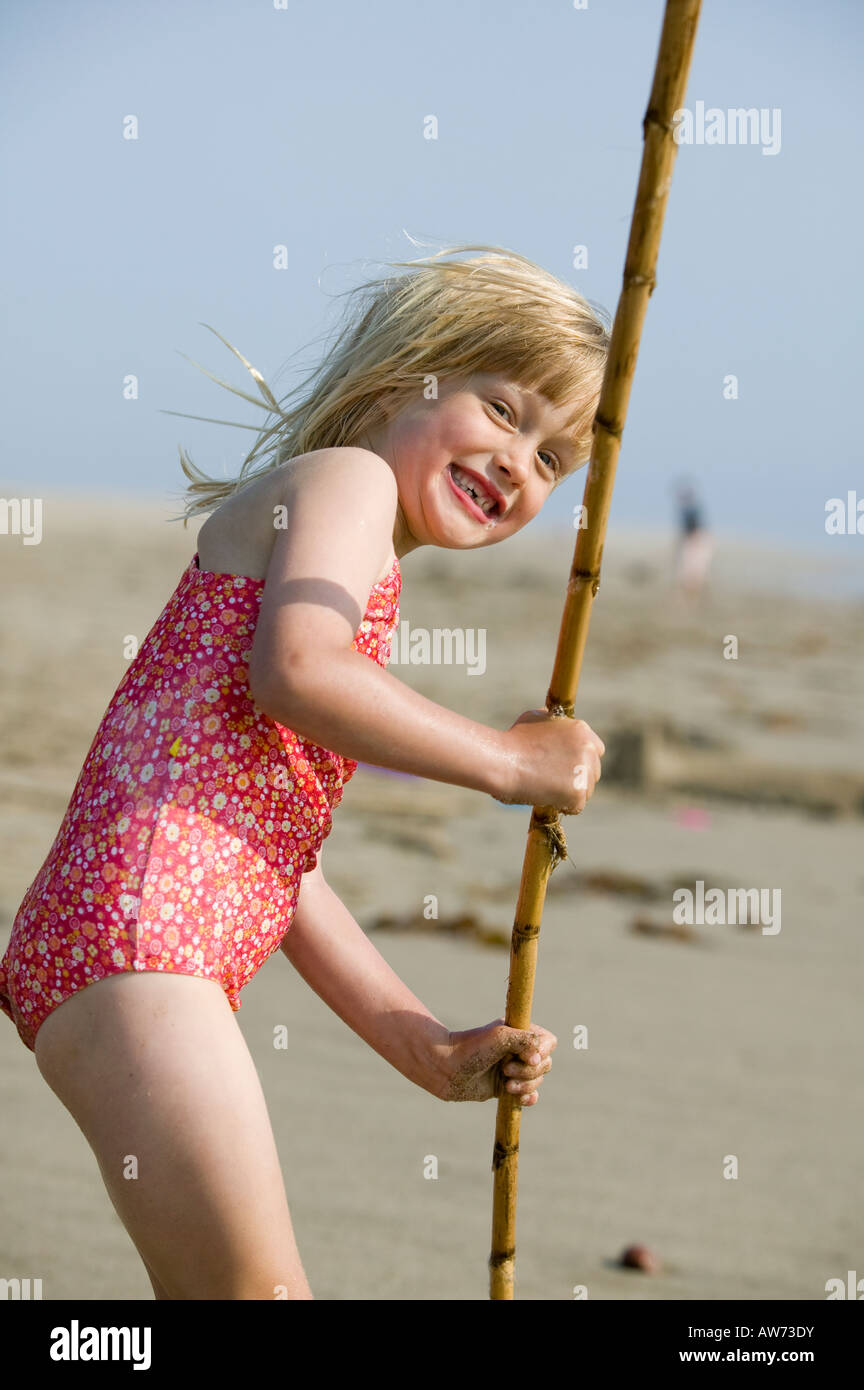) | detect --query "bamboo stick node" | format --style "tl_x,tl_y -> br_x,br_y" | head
489,1247 -> 516,1268
643,106 -> 677,134
513,923 -> 542,951
541,820 -> 568,864
593,413 -> 624,438
492,1140 -> 519,1169
623,272 -> 657,292
568,569 -> 601,597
